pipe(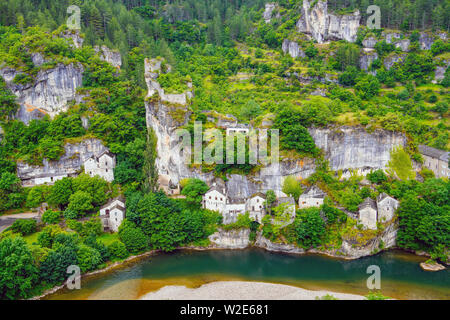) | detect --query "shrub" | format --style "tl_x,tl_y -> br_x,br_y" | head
10,219 -> 36,235
42,210 -> 61,225
118,220 -> 148,254
76,245 -> 102,273
107,240 -> 129,259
